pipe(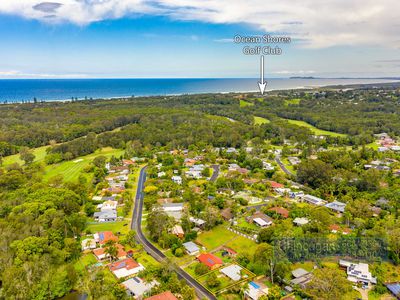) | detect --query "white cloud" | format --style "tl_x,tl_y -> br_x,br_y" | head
0,0 -> 399,48
0,70 -> 89,78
